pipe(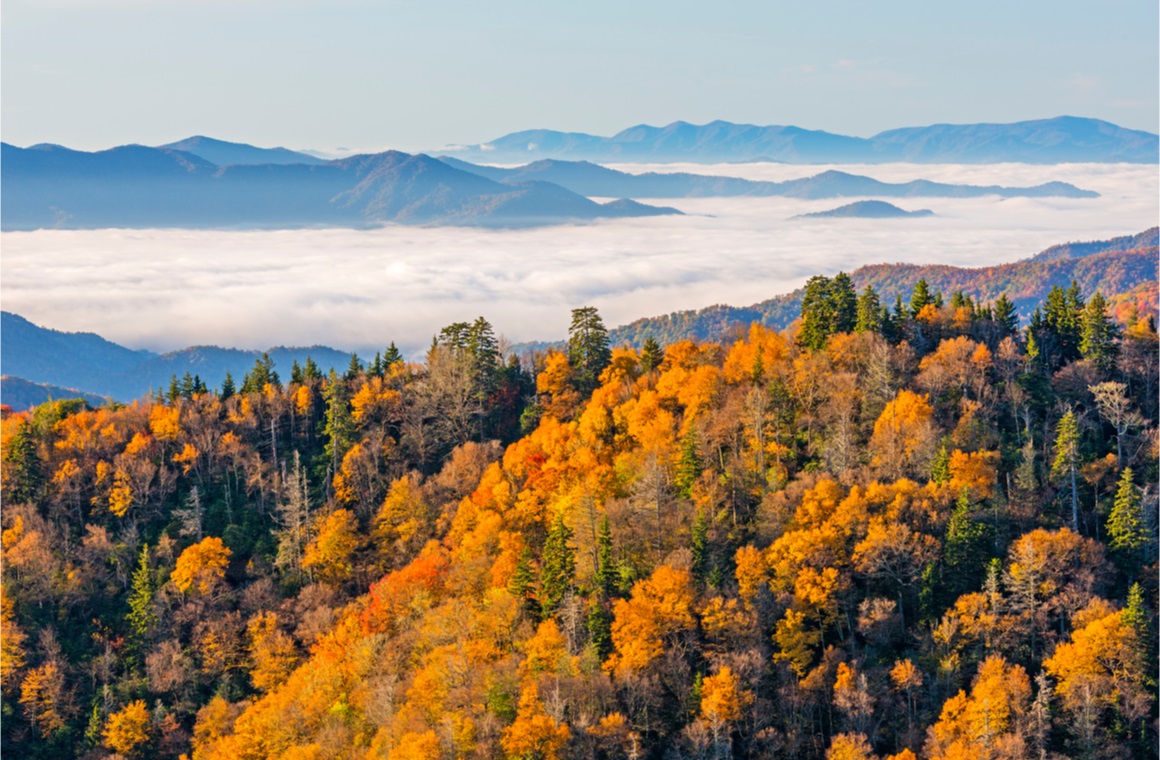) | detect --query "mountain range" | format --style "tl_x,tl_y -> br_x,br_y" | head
437,157 -> 1096,200
1,136 -> 1100,231
441,116 -> 1159,164
0,142 -> 679,230
3,229 -> 1155,411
